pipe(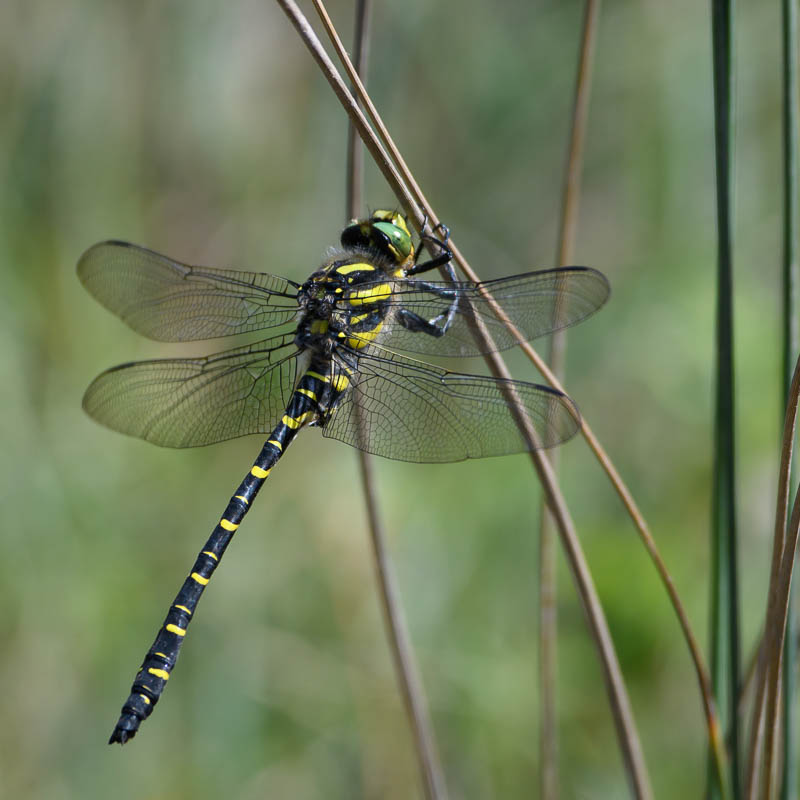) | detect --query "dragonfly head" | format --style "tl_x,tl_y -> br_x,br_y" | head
341,210 -> 415,270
